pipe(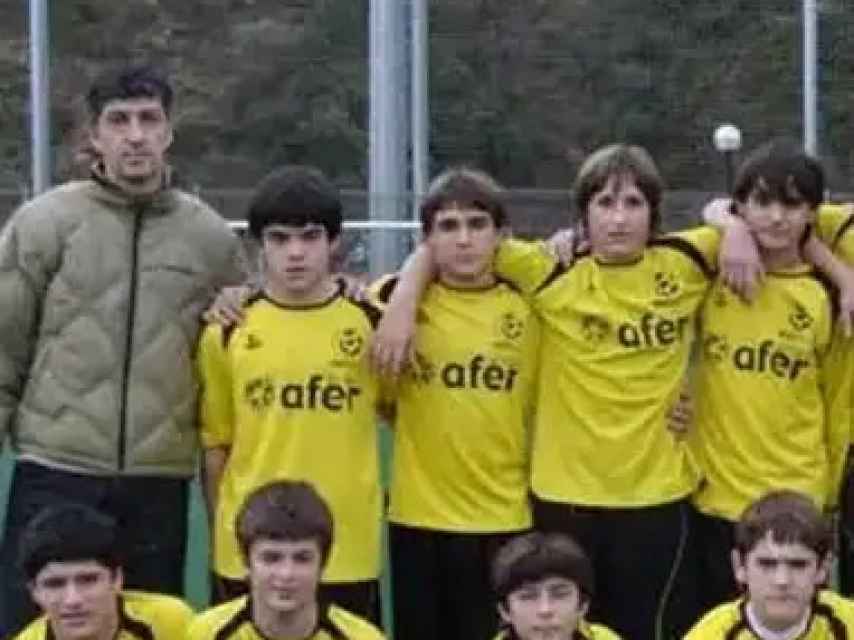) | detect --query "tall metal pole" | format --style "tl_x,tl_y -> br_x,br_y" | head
29,0 -> 51,194
410,0 -> 429,220
803,0 -> 818,155
369,0 -> 407,275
